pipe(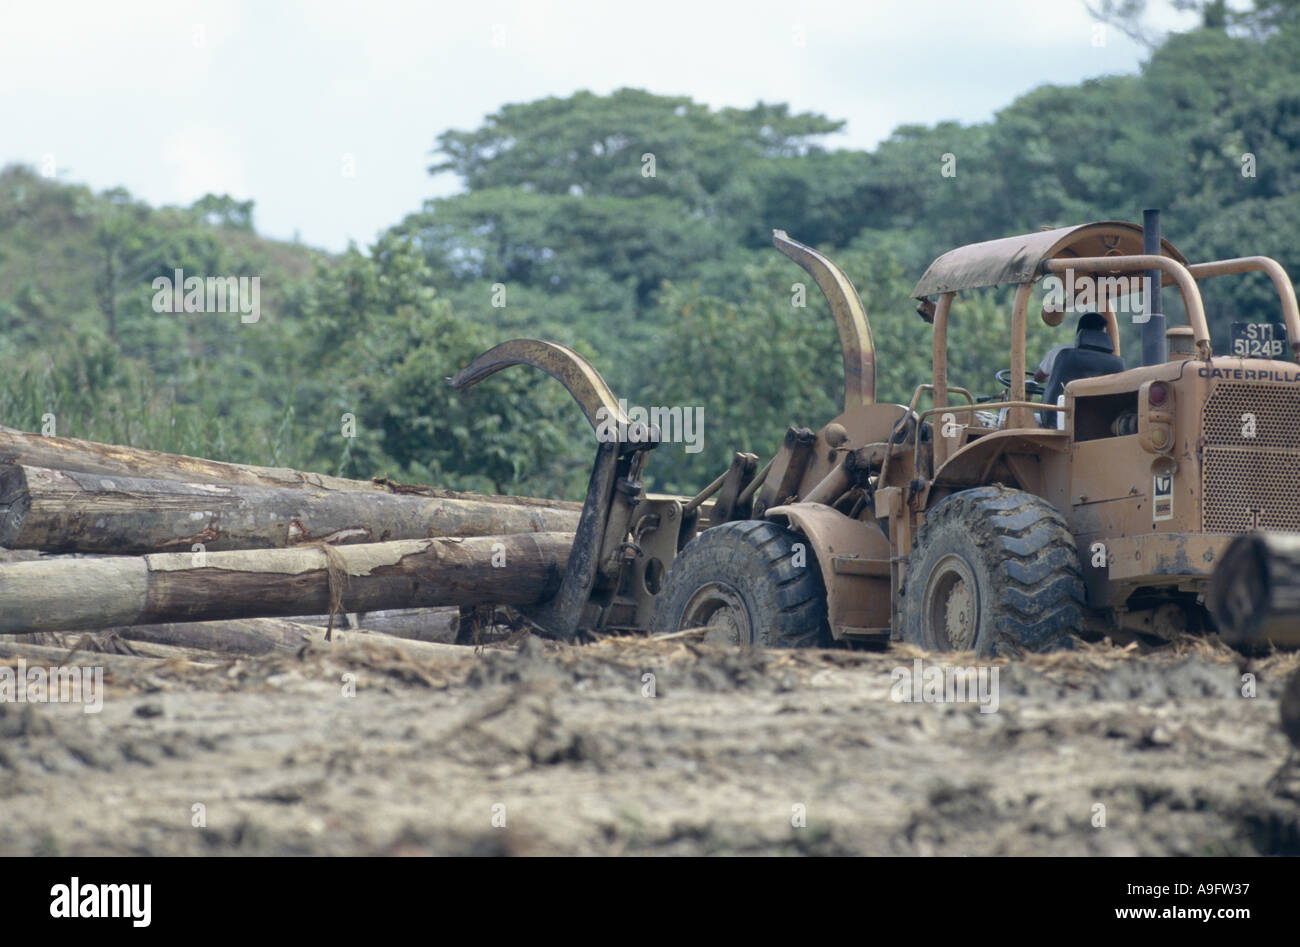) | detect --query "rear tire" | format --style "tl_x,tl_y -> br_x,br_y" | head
900,486 -> 1083,655
650,520 -> 830,648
